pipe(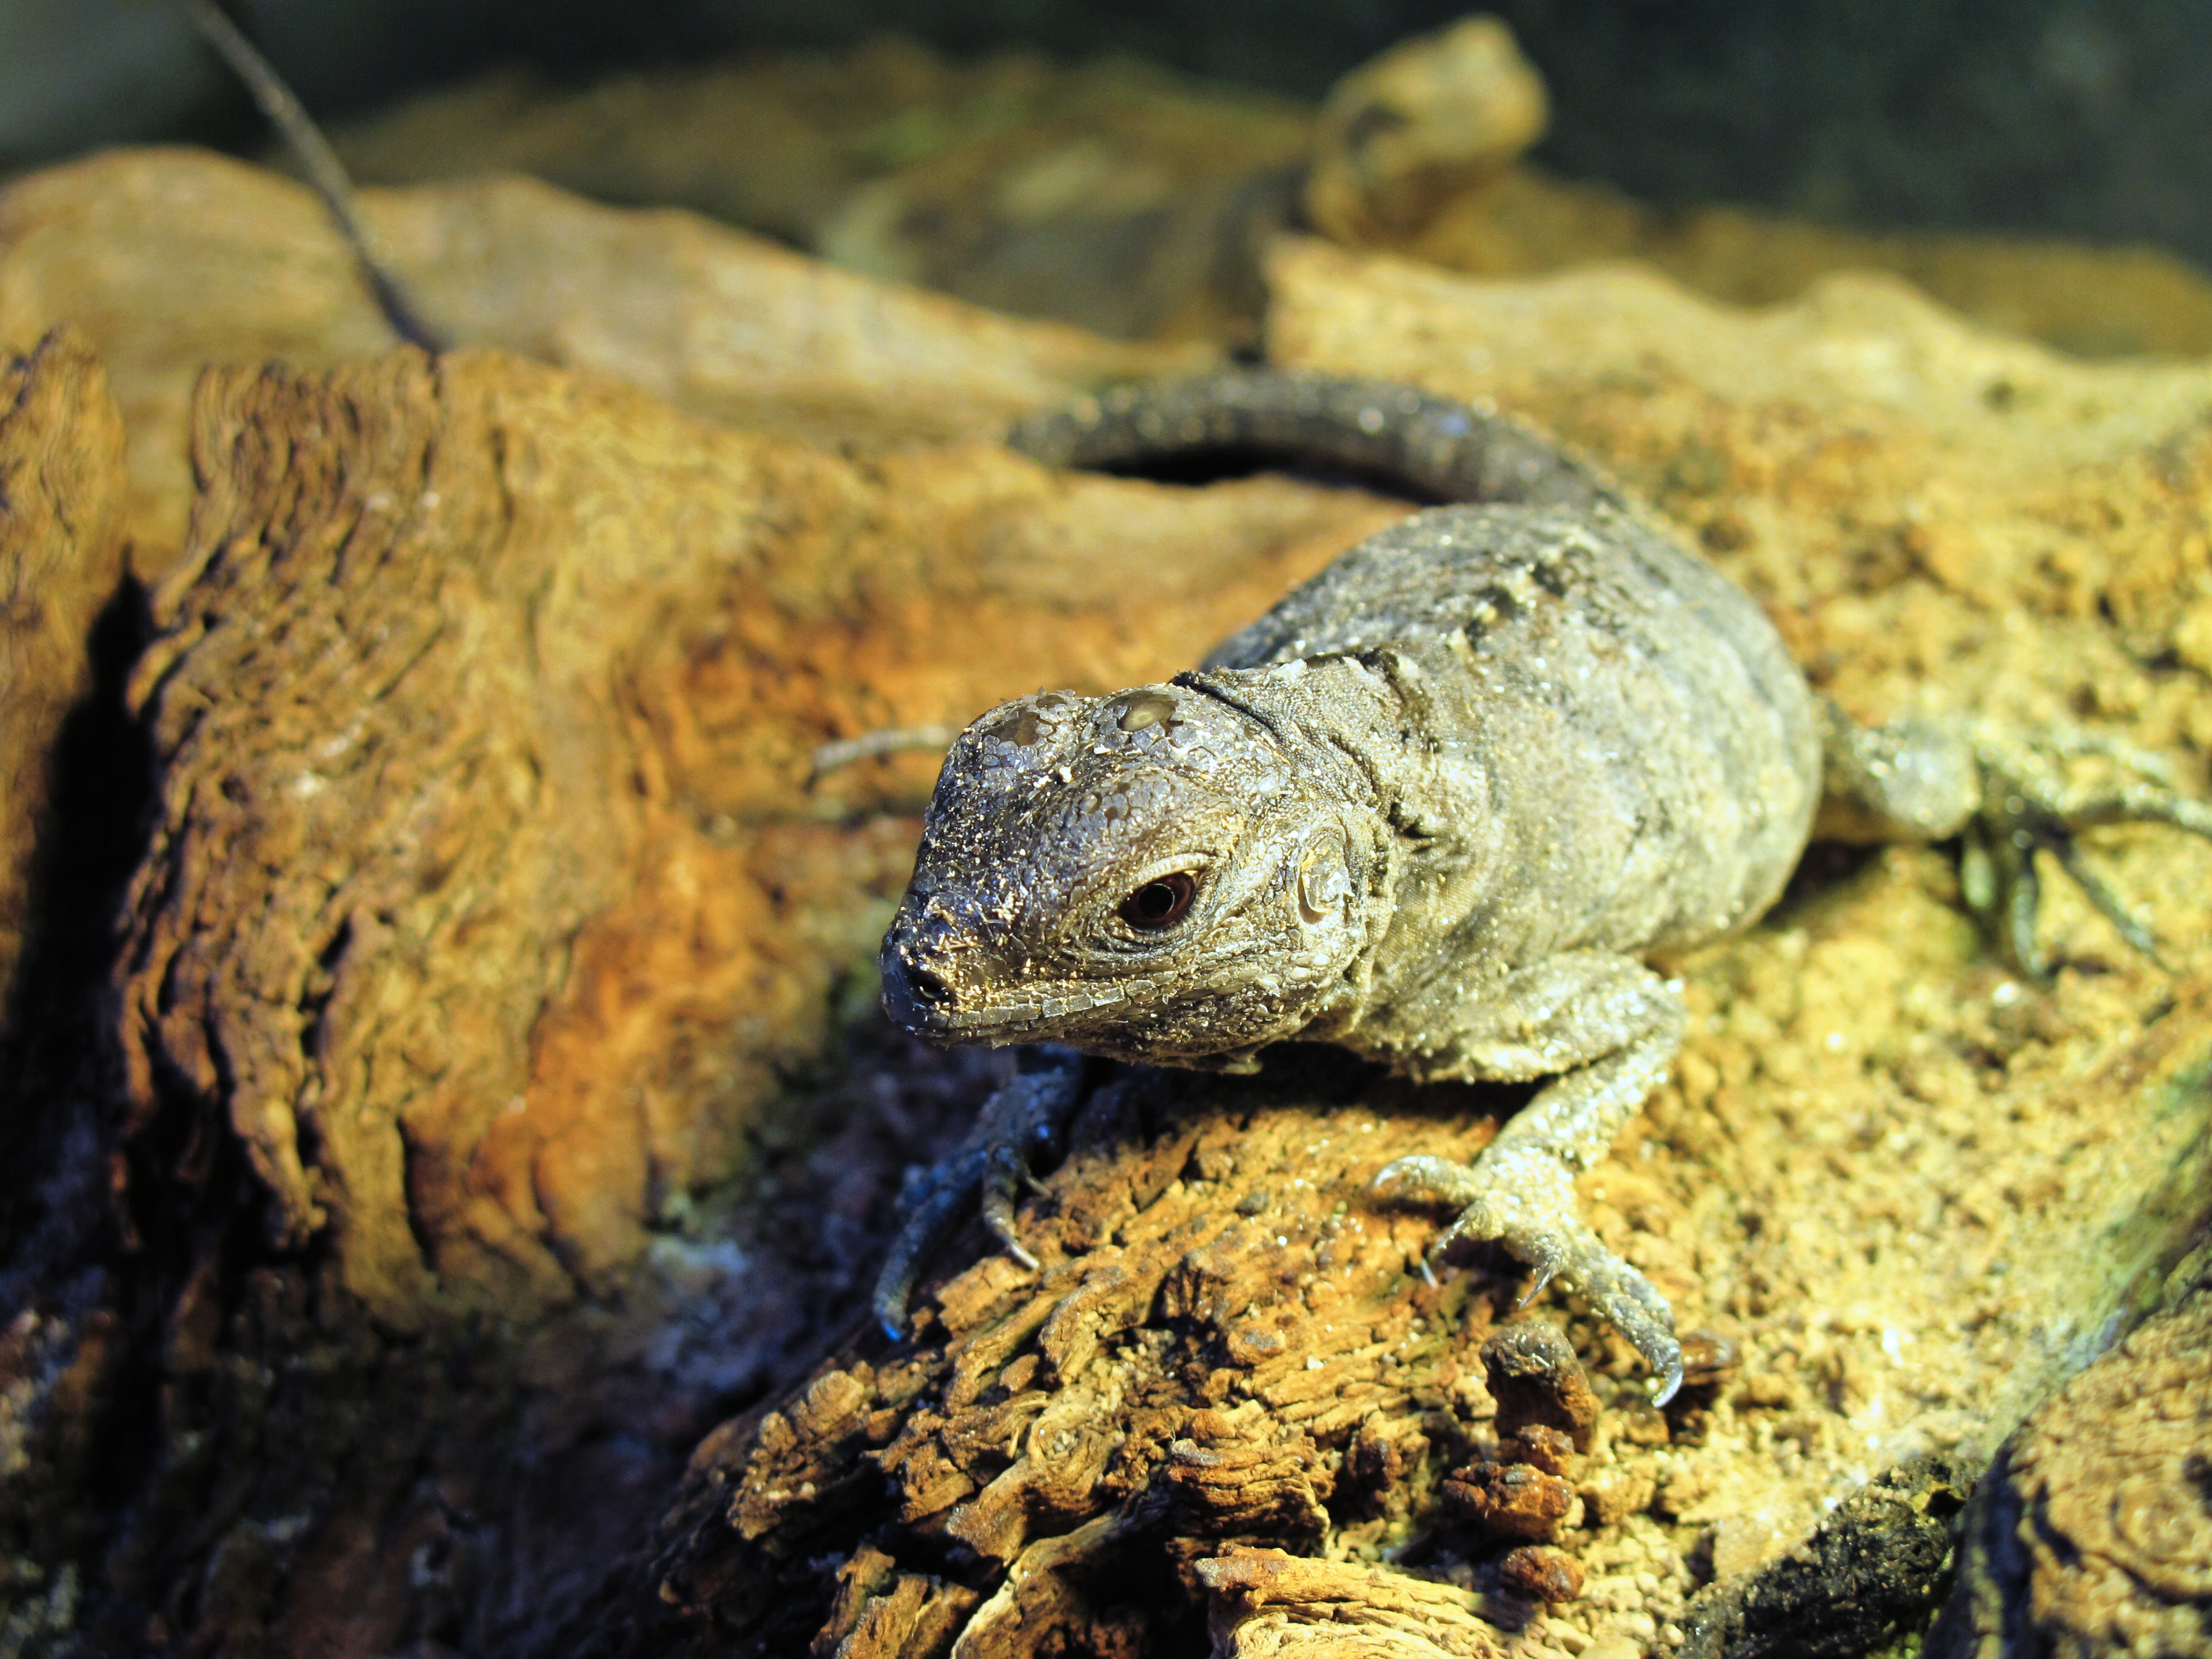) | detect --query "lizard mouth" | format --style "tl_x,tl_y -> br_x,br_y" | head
880,947 -> 1127,1043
